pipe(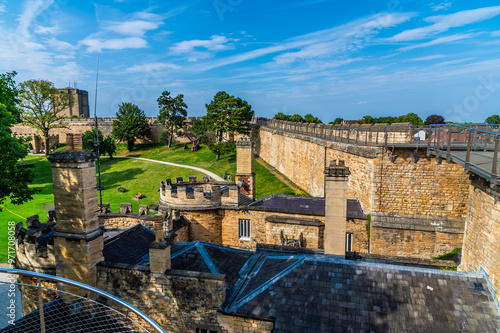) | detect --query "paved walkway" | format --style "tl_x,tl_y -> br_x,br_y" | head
116,157 -> 224,181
